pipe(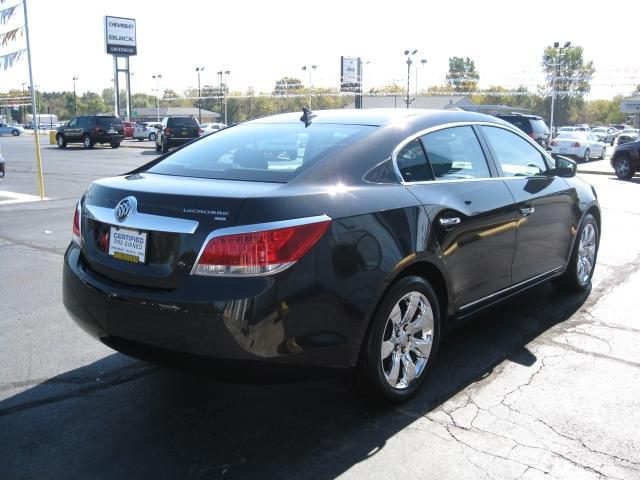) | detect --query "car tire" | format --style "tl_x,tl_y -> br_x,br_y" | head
149,133 -> 156,142
111,141 -> 120,149
56,135 -> 67,149
12,129 -> 20,136
598,146 -> 605,160
83,135 -> 94,149
614,155 -> 634,180
155,141 -> 161,152
583,149 -> 590,162
354,275 -> 441,404
553,214 -> 598,293
610,139 -> 615,147
161,138 -> 169,153
137,138 -> 144,142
